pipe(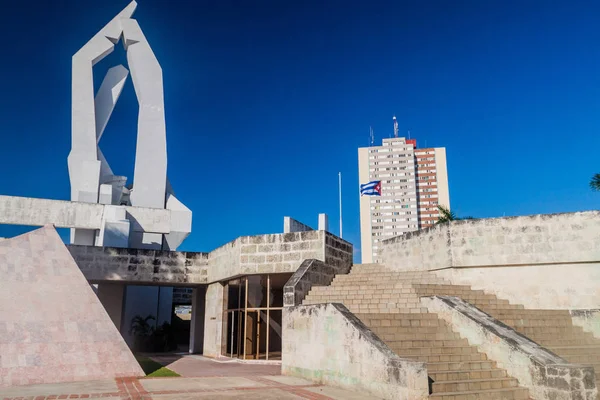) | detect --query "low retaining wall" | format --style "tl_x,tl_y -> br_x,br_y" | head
282,303 -> 428,400
422,296 -> 597,400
